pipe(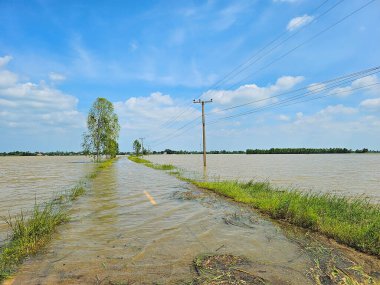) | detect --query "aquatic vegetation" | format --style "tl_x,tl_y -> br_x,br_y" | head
68,184 -> 86,201
128,156 -> 151,164
149,163 -> 175,170
188,254 -> 266,284
0,159 -> 116,281
129,157 -> 380,257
